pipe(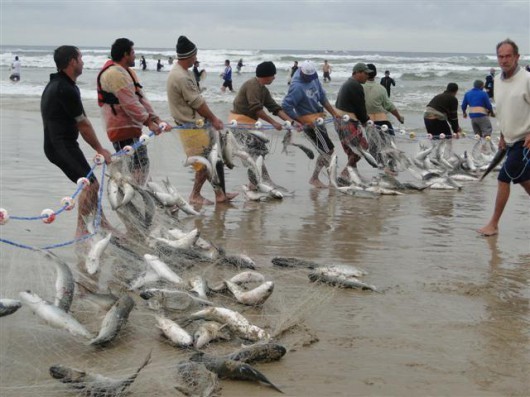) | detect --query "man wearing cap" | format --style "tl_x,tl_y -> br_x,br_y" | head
461,80 -> 495,137
167,35 -> 238,205
423,83 -> 461,139
334,62 -> 371,180
98,38 -> 171,185
282,60 -> 339,188
230,61 -> 298,187
364,63 -> 404,136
